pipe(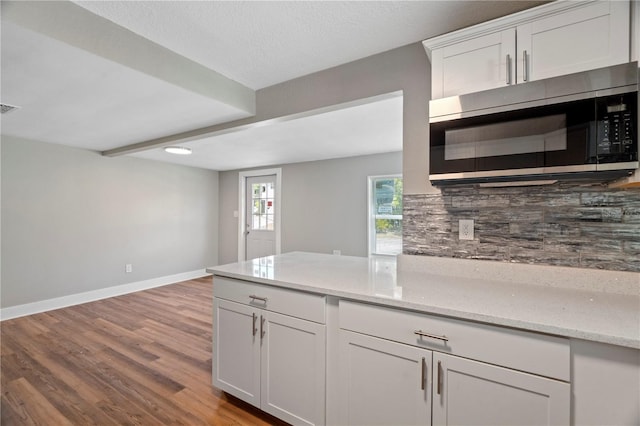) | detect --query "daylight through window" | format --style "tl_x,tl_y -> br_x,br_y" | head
369,176 -> 402,256
251,182 -> 275,231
